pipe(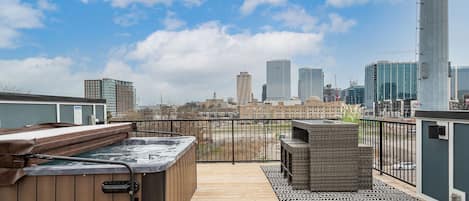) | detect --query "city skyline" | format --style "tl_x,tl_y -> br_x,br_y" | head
1,0 -> 469,105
